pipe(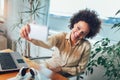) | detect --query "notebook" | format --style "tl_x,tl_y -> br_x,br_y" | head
29,23 -> 49,42
0,52 -> 28,73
